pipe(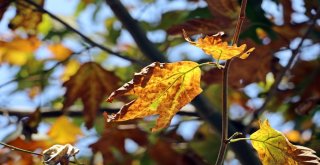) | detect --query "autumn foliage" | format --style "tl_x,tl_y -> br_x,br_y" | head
0,0 -> 319,165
